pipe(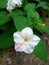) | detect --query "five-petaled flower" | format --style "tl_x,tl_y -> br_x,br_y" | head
7,0 -> 22,12
13,27 -> 40,54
